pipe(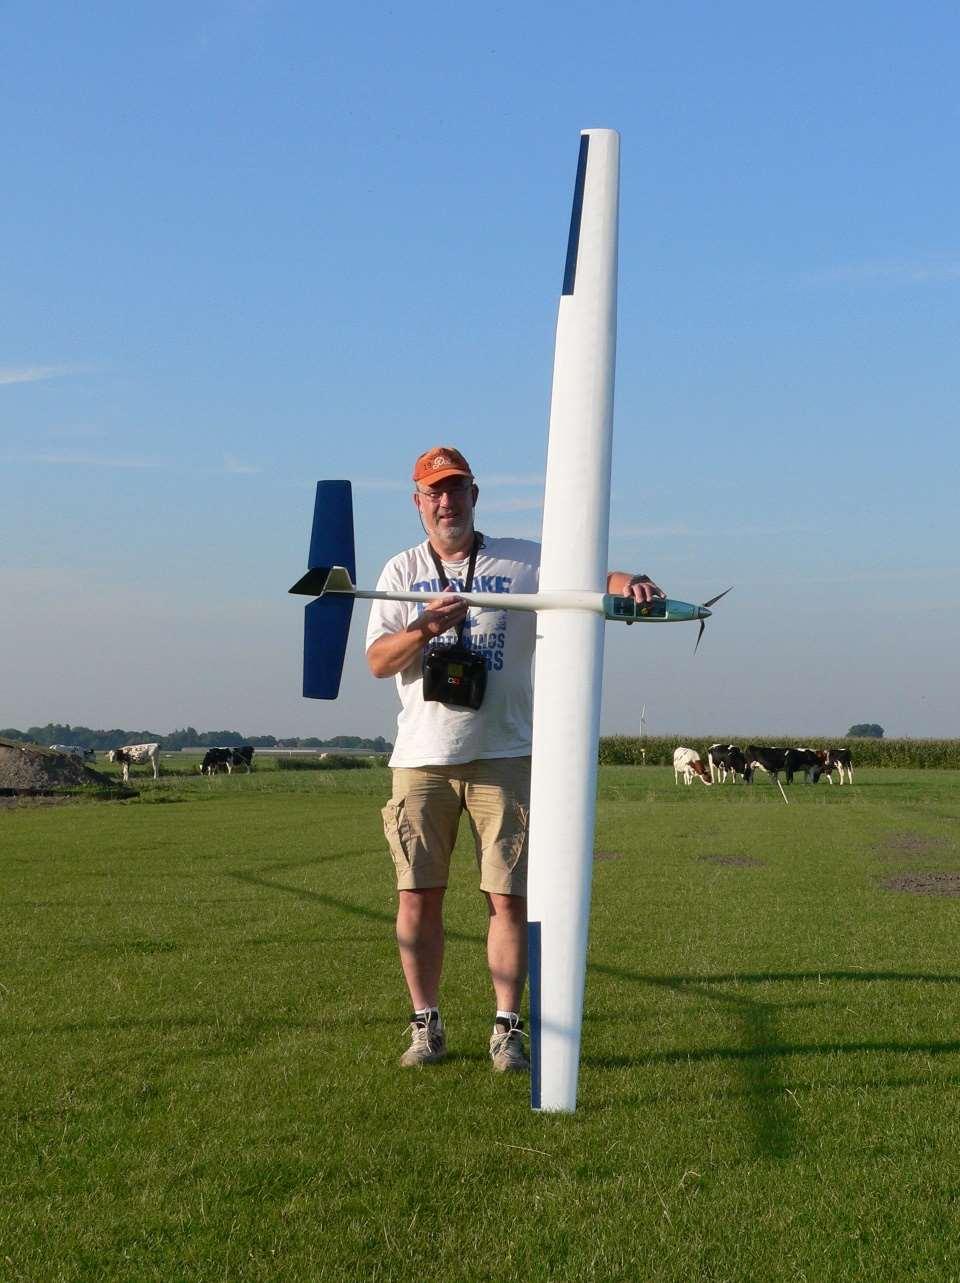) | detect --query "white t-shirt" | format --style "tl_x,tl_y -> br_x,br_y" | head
365,536 -> 541,768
